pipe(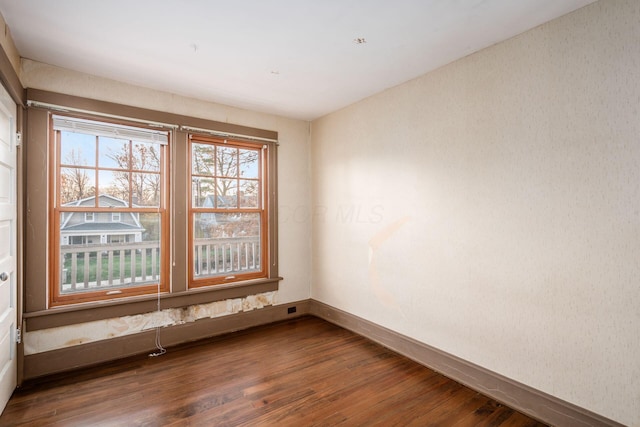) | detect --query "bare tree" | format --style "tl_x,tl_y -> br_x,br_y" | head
192,143 -> 260,239
60,149 -> 94,204
106,142 -> 161,206
191,144 -> 259,206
